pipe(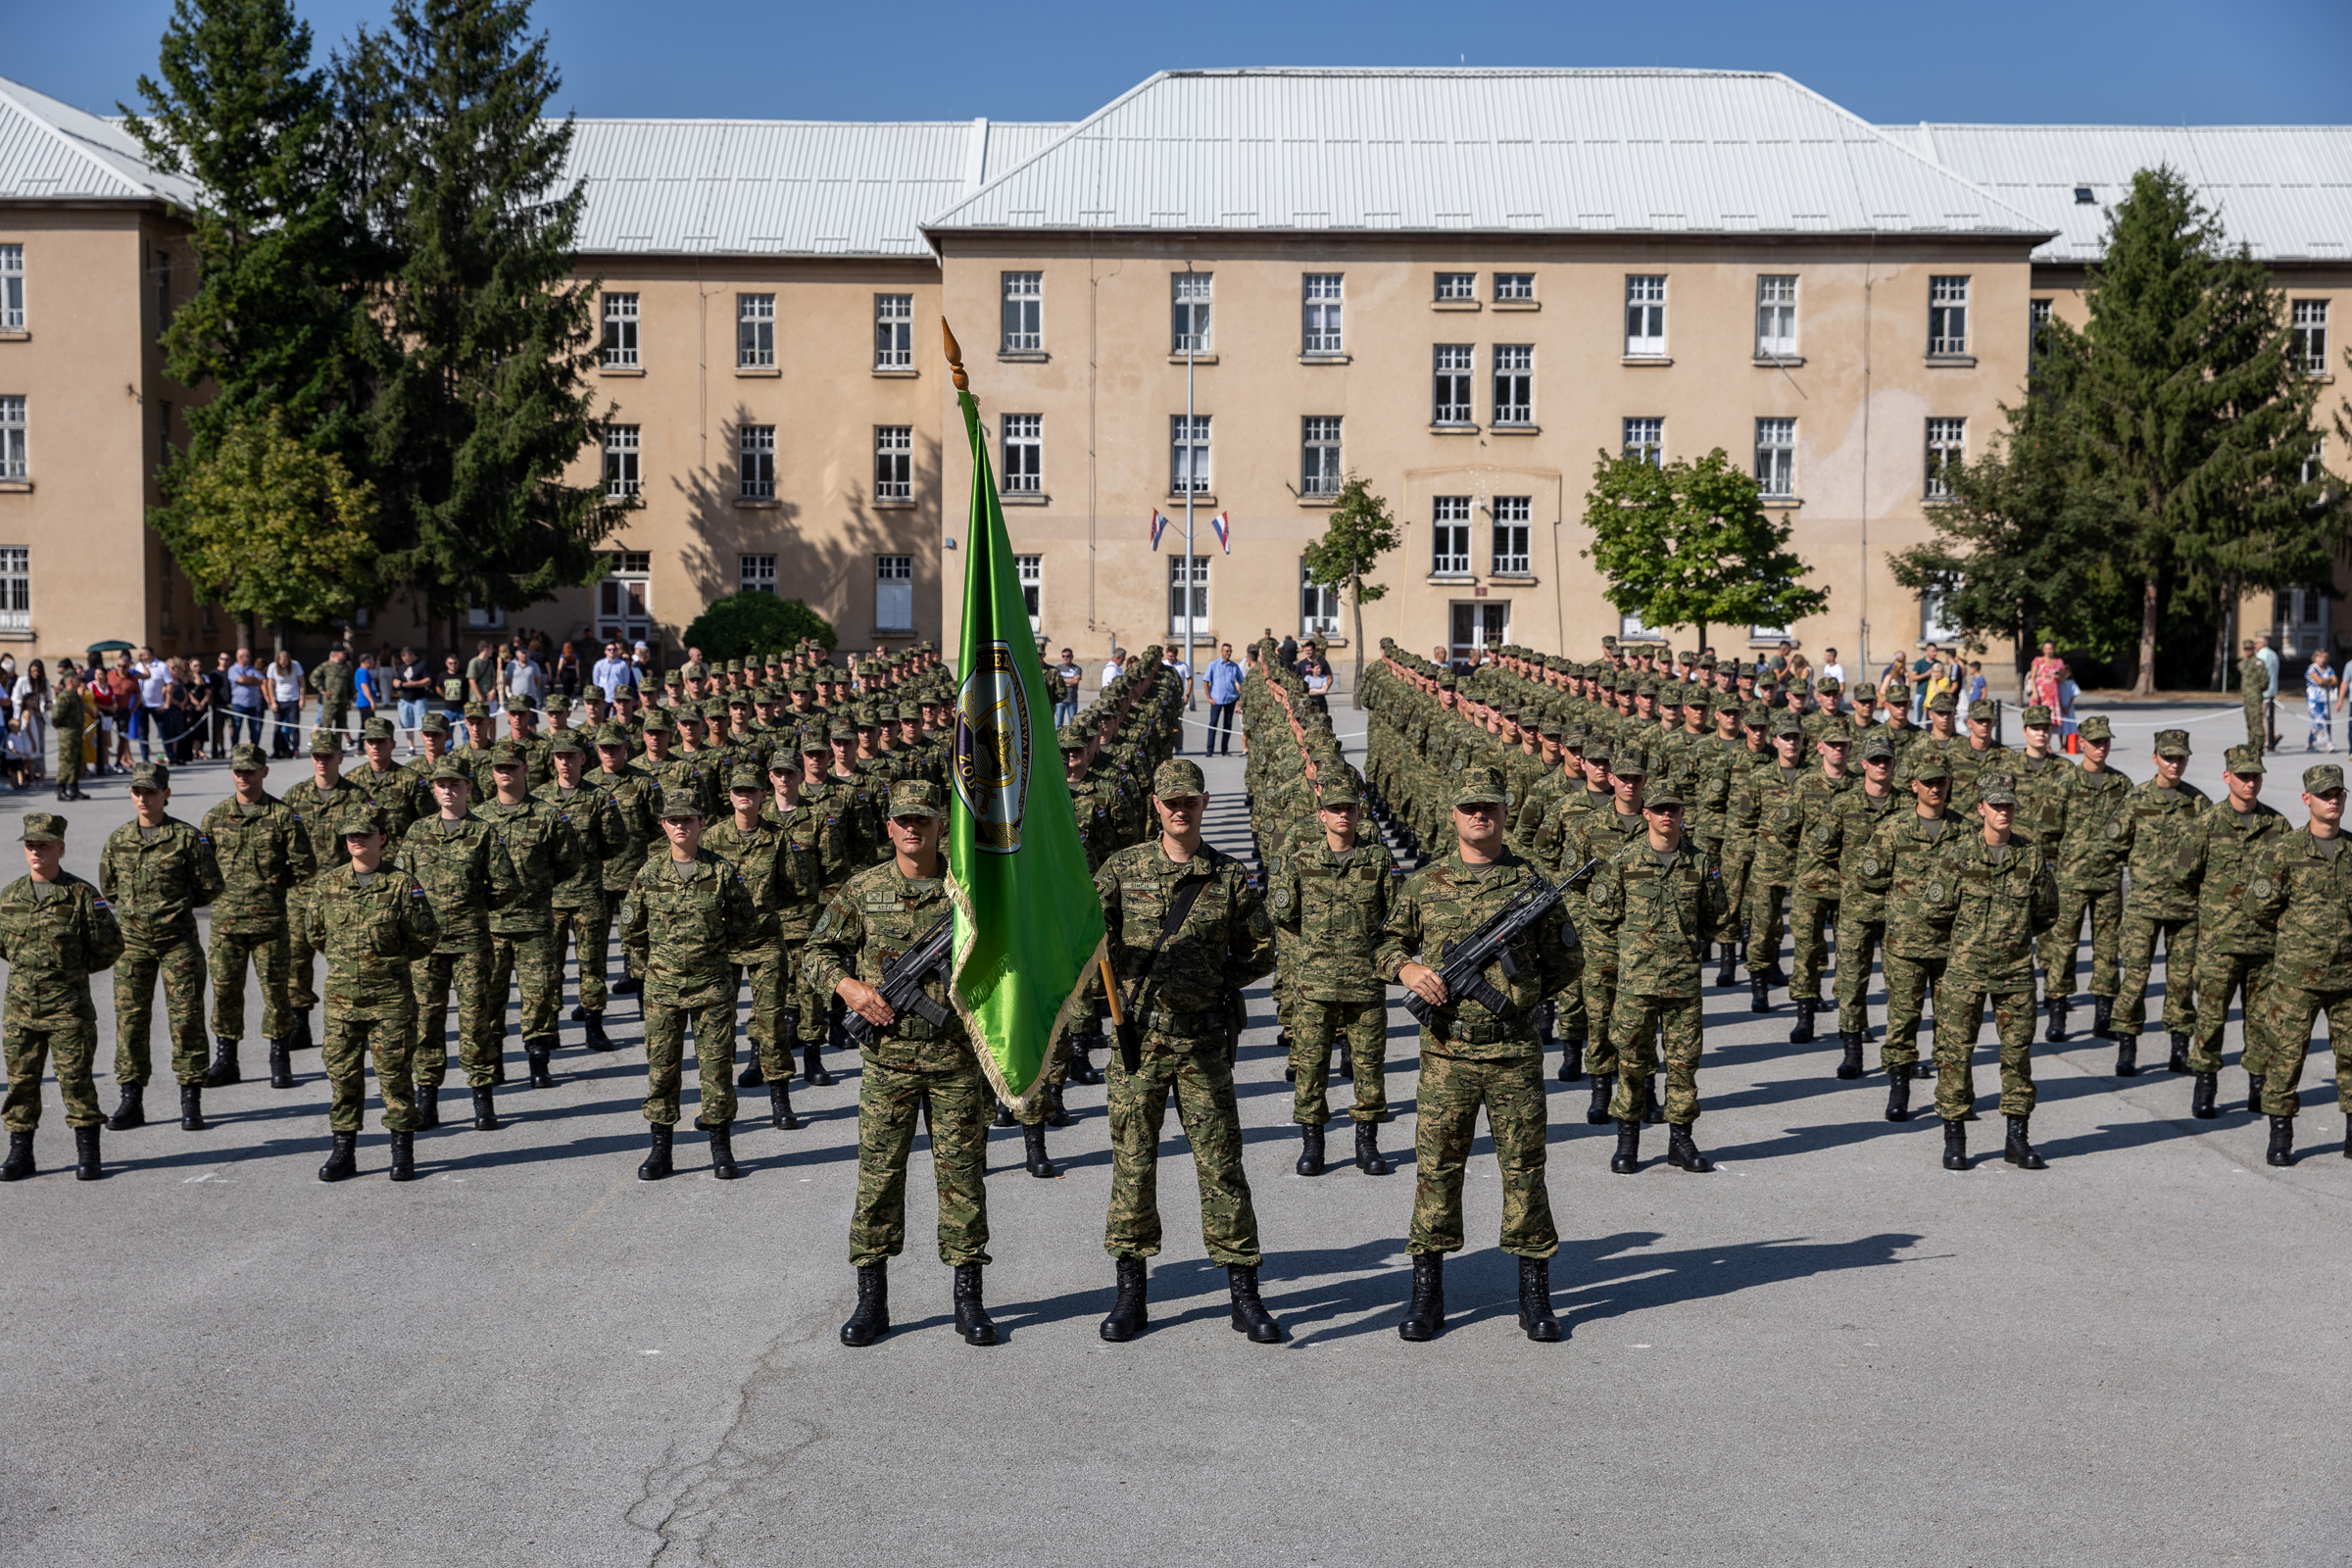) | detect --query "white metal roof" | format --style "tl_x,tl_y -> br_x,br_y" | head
1883,123 -> 2352,264
562,118 -> 1068,257
0,74 -> 199,205
926,69 -> 2050,240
